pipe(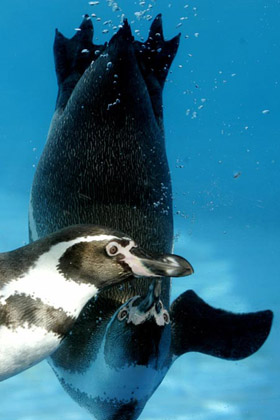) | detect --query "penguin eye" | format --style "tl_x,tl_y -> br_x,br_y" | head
106,242 -> 120,257
118,309 -> 128,321
163,311 -> 170,325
